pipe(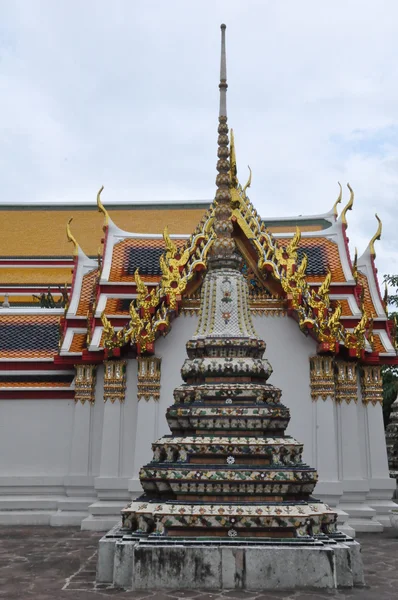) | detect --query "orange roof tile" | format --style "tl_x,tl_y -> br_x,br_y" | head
331,299 -> 352,316
278,237 -> 346,283
76,269 -> 98,316
357,272 -> 378,318
69,333 -> 86,353
0,206 -> 208,258
109,237 -> 186,283
0,314 -> 60,359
